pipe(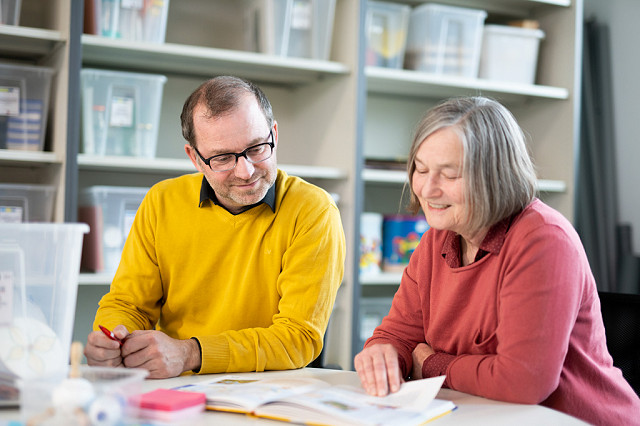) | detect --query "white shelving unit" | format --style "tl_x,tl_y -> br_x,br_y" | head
73,0 -> 361,369
2,0 -> 582,370
0,0 -> 71,222
355,0 -> 583,358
